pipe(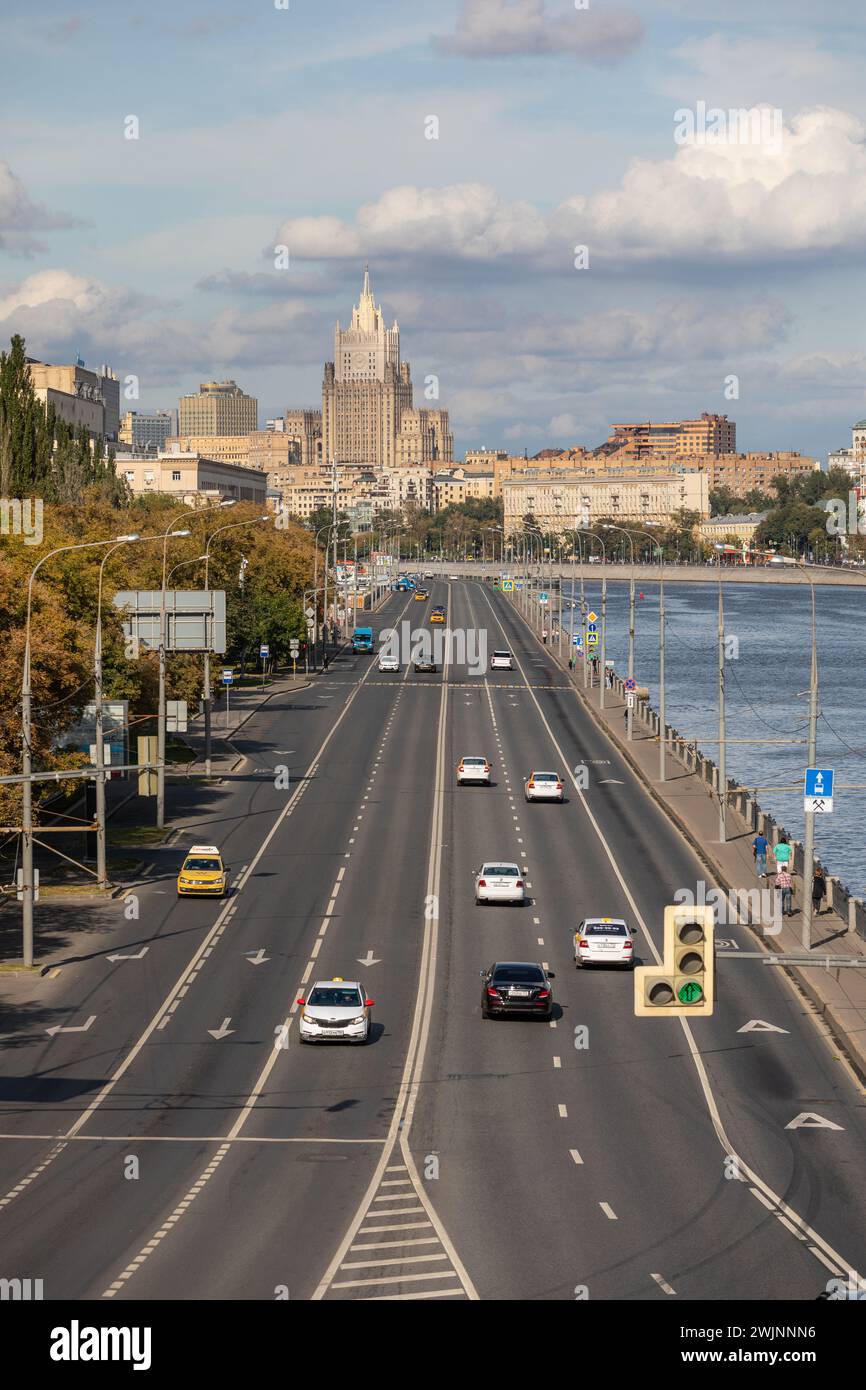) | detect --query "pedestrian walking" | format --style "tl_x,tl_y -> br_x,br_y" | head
812,865 -> 827,916
752,831 -> 769,879
772,834 -> 792,870
775,866 -> 794,917
323,650 -> 330,671
542,627 -> 549,645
